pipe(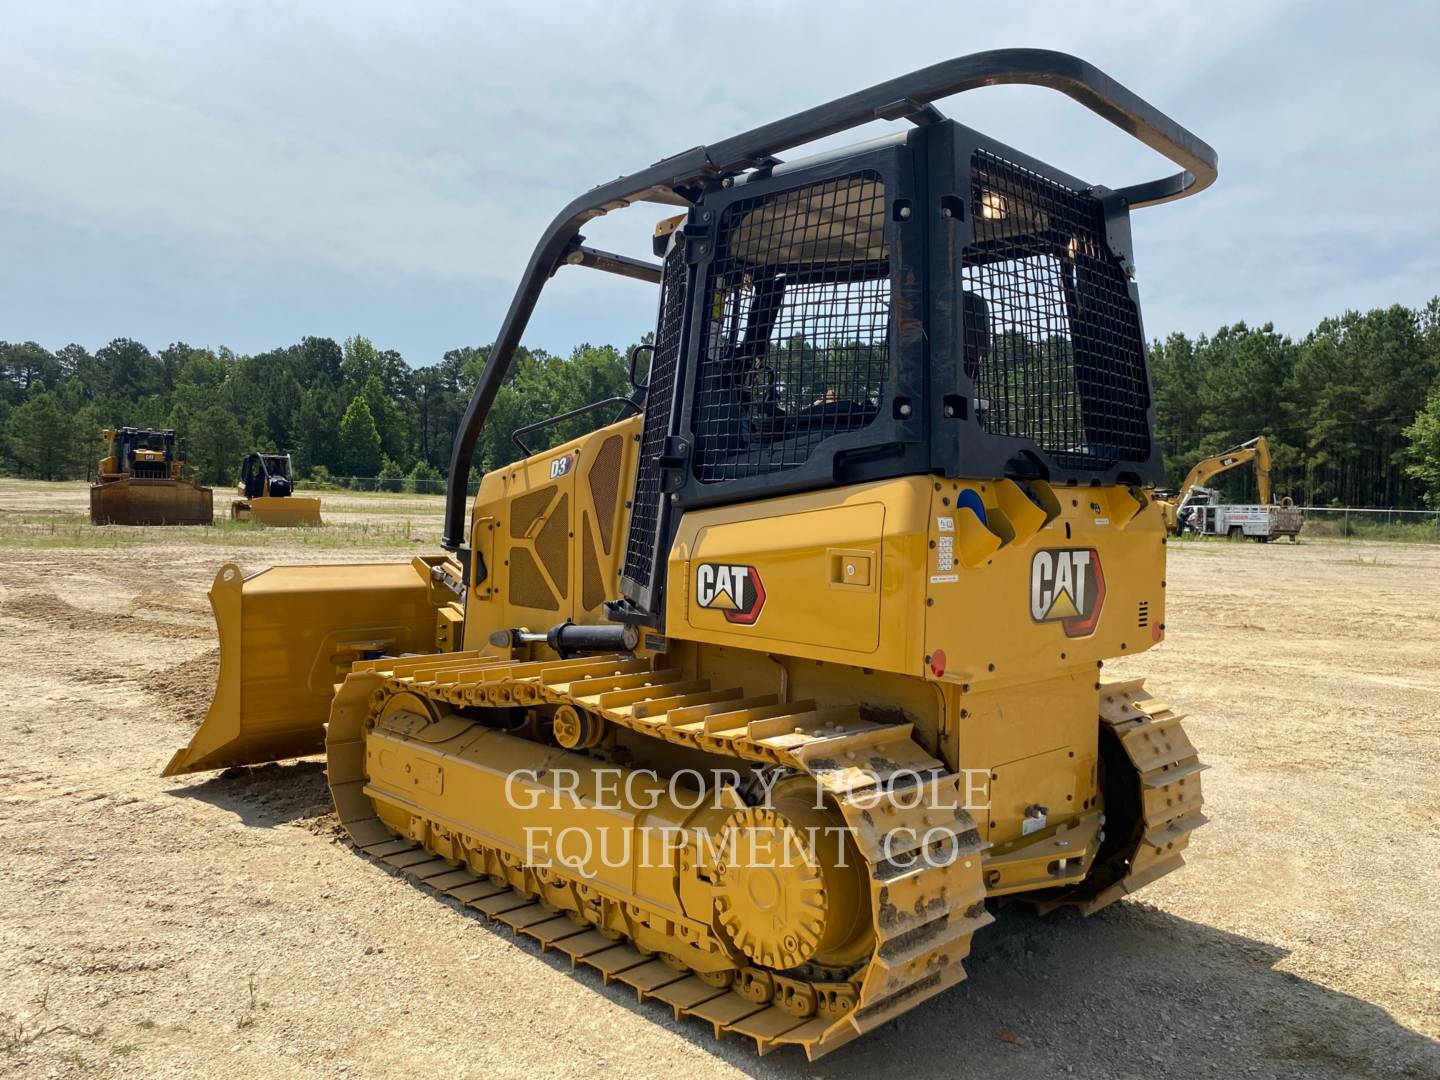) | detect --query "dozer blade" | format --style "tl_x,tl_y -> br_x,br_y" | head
90,478 -> 214,526
233,495 -> 324,527
162,559 -> 447,776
